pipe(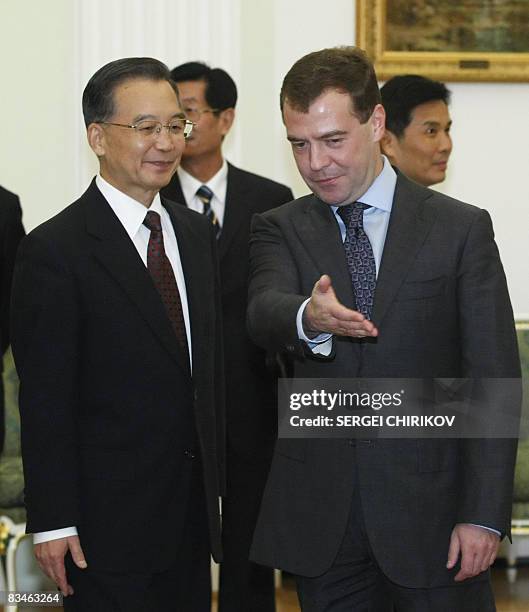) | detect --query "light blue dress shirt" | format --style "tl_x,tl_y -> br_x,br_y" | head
296,156 -> 396,348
